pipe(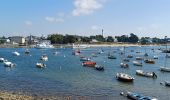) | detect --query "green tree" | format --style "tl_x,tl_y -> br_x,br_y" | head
129,33 -> 139,43
106,36 -> 114,42
47,34 -> 64,44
